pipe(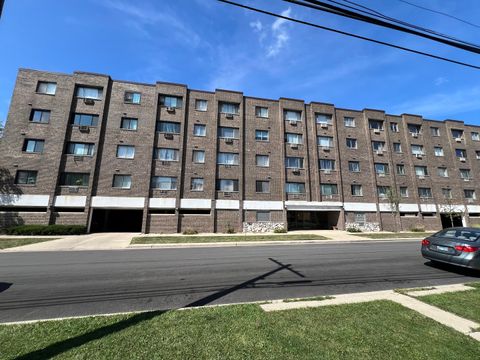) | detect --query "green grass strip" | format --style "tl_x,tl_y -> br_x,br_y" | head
131,234 -> 328,244
0,238 -> 59,250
